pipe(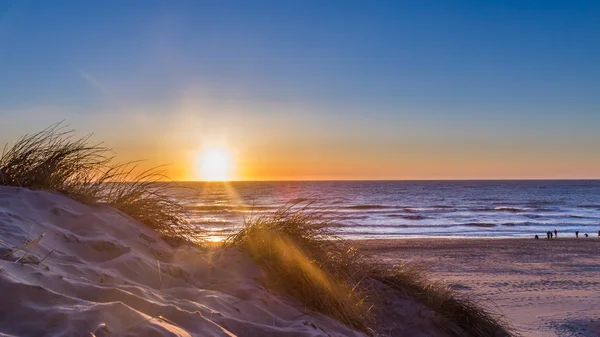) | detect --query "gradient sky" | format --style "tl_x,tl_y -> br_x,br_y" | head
1,0 -> 599,180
